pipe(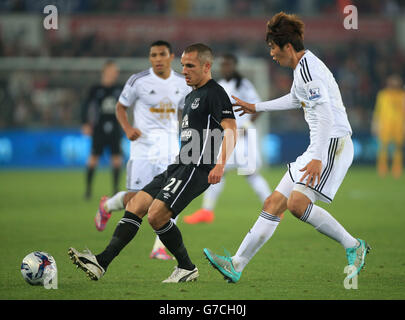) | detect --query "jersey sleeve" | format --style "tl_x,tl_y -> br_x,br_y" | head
255,93 -> 299,112
301,66 -> 333,160
209,86 -> 235,124
118,76 -> 138,107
